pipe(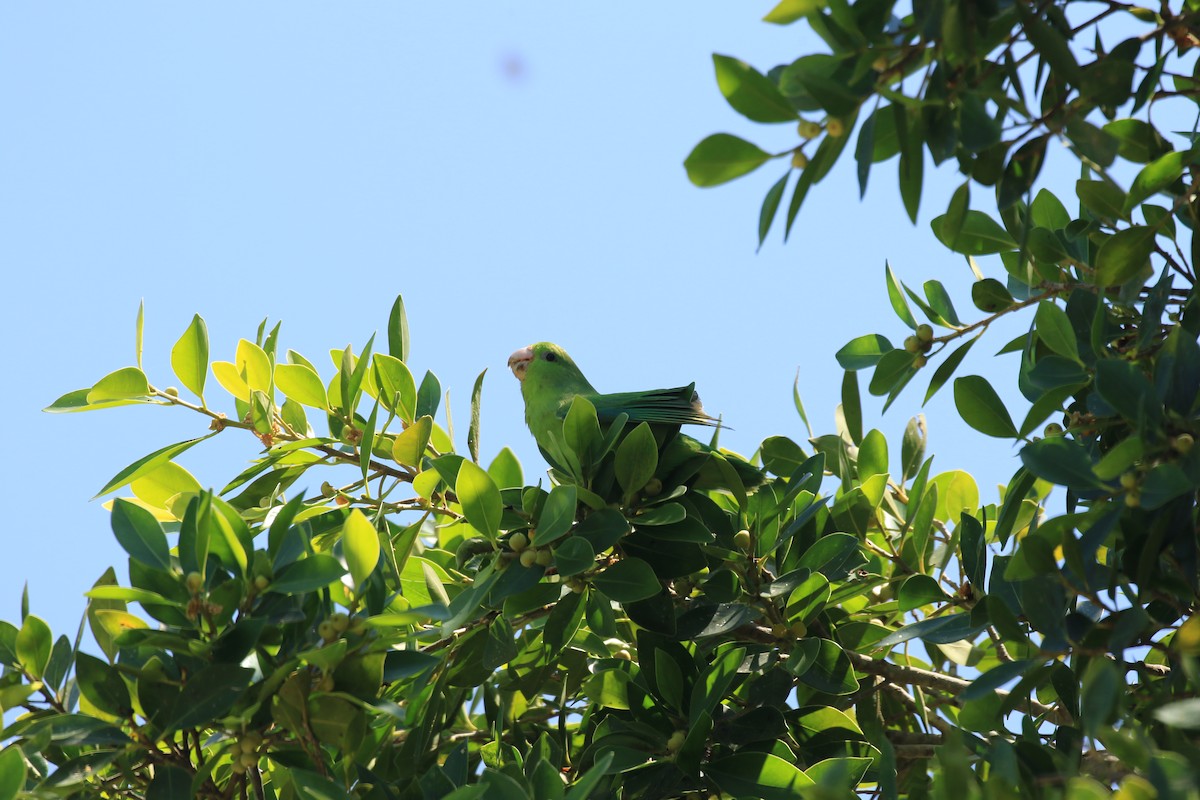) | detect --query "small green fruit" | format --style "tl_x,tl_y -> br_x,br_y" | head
1119,472 -> 1139,490
164,386 -> 180,397
509,532 -> 529,552
666,730 -> 687,753
790,150 -> 809,169
239,751 -> 258,768
733,529 -> 752,551
916,324 -> 934,343
317,621 -> 337,641
825,117 -> 846,137
797,119 -> 821,139
520,549 -> 538,568
913,355 -> 928,369
185,572 -> 203,593
790,620 -> 808,638
1124,492 -> 1141,508
535,549 -> 554,568
643,478 -> 663,496
904,336 -> 920,353
254,575 -> 270,591
1173,434 -> 1194,454
1043,423 -> 1063,437
329,612 -> 350,633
